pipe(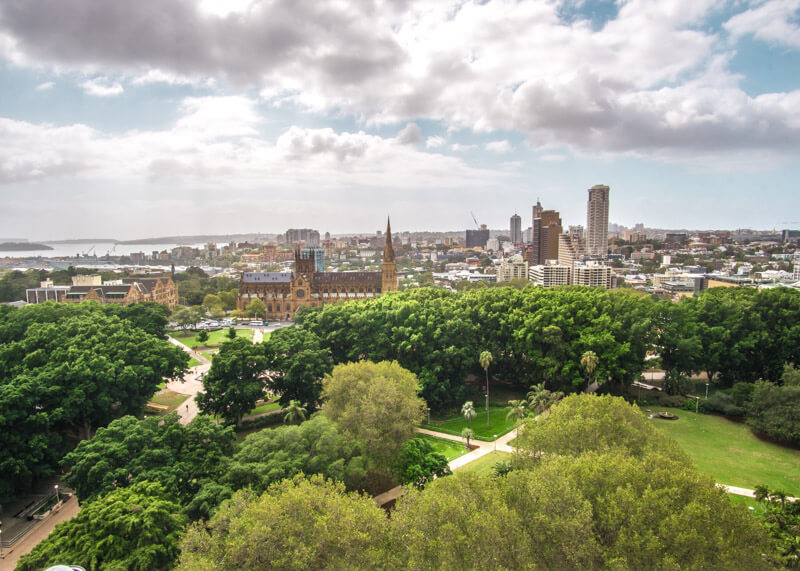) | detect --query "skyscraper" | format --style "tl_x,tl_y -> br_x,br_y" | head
586,184 -> 610,258
510,213 -> 522,244
531,206 -> 562,265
